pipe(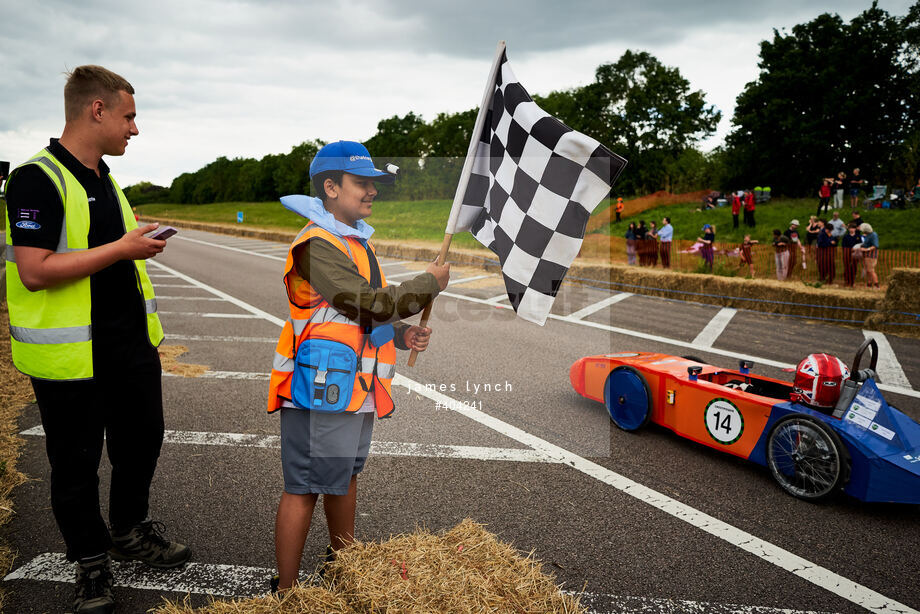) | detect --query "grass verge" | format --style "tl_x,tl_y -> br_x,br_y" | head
0,300 -> 31,613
